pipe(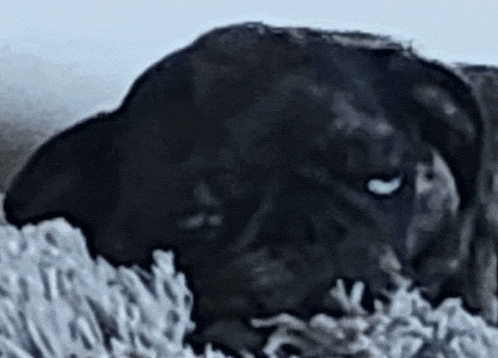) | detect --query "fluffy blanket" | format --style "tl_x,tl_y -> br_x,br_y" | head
0,195 -> 498,358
